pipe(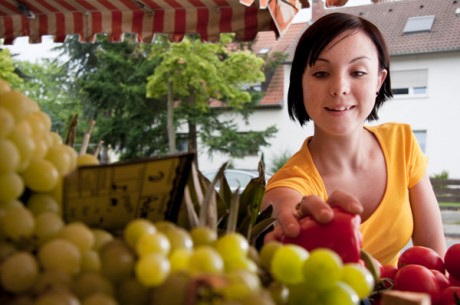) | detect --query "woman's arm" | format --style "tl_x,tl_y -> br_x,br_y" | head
409,174 -> 447,257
